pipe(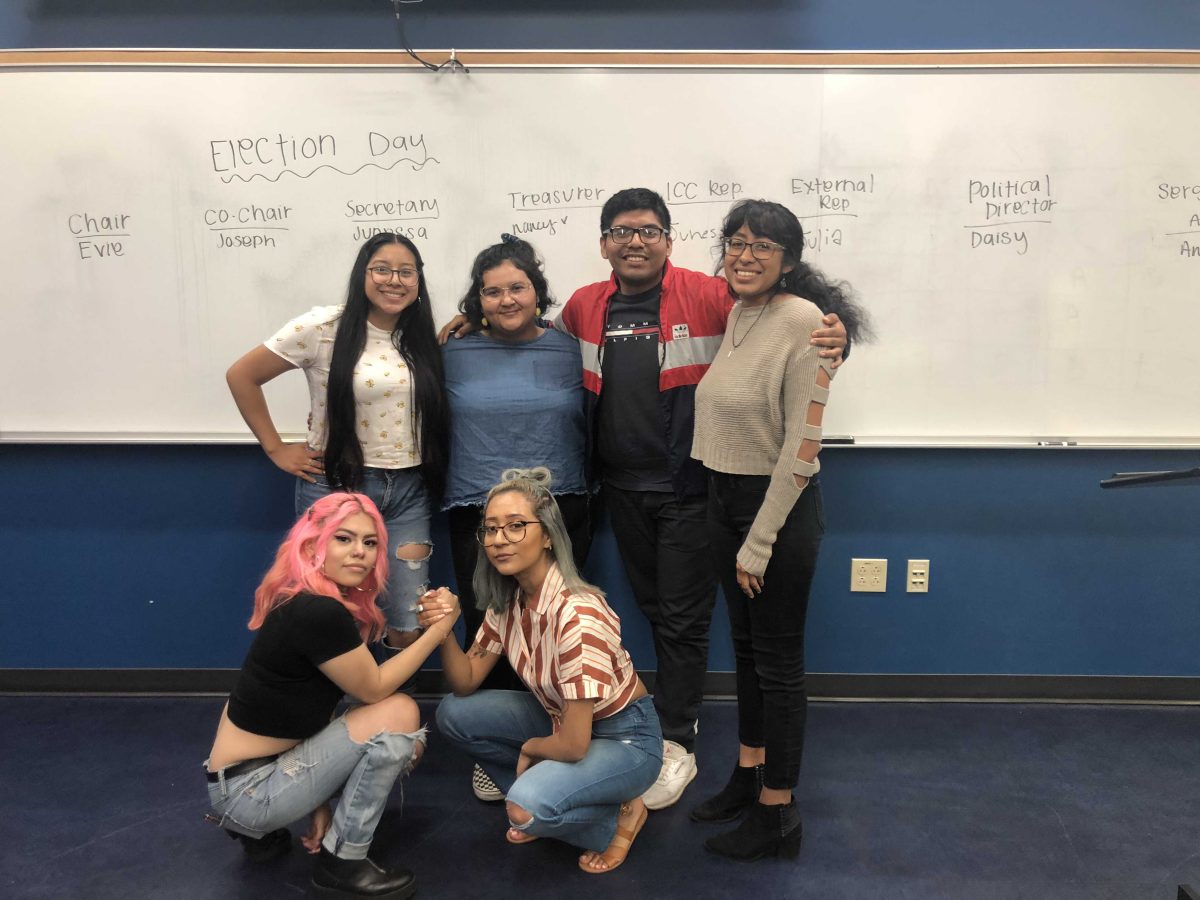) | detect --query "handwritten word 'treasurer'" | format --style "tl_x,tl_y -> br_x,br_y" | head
508,187 -> 607,210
